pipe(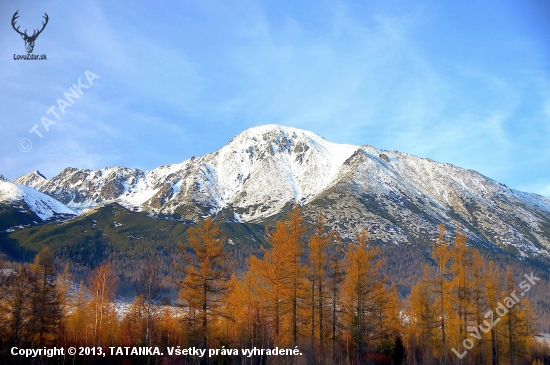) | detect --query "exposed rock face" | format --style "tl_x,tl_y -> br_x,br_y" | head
14,125 -> 550,258
148,184 -> 174,209
13,171 -> 47,189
